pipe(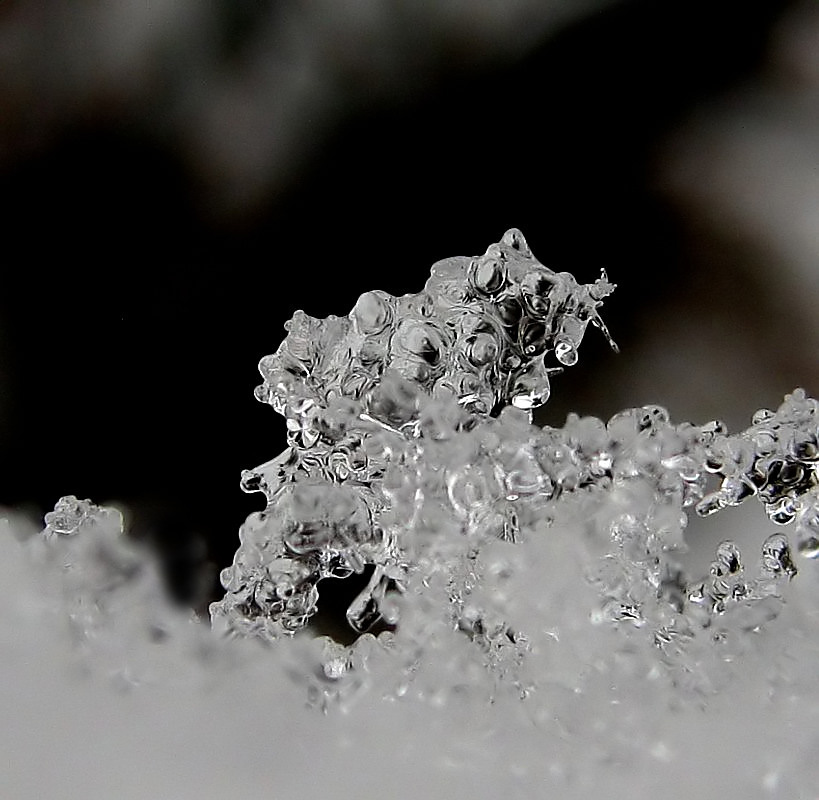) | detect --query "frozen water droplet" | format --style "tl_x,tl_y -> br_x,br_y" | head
501,227 -> 531,255
466,332 -> 499,367
761,533 -> 797,579
510,369 -> 551,411
352,290 -> 393,335
696,493 -> 724,517
752,408 -> 775,425
520,271 -> 554,317
713,540 -> 742,576
43,495 -> 95,537
496,296 -> 523,328
769,496 -> 798,525
346,567 -> 391,633
701,419 -> 728,440
240,469 -> 262,493
555,340 -> 578,366
469,255 -> 506,296
519,320 -> 547,356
